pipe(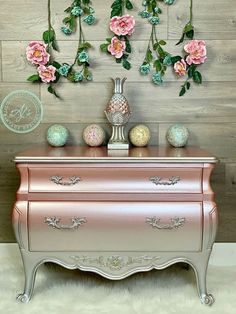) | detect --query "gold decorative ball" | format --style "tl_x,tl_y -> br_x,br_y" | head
129,124 -> 151,147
